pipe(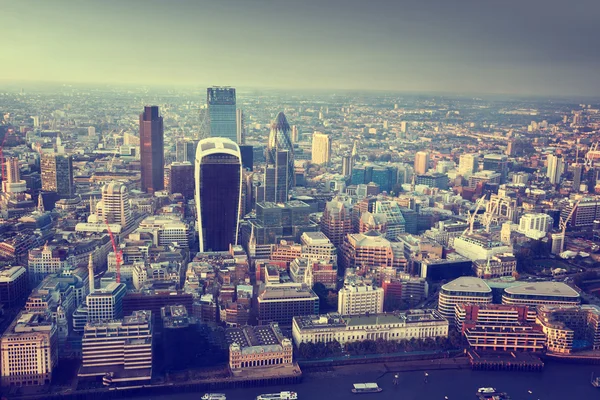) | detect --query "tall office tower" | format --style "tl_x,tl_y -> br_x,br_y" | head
483,154 -> 508,183
175,140 -> 198,163
311,132 -> 331,165
207,87 -> 237,141
573,164 -> 583,192
321,196 -> 353,247
341,154 -> 354,176
96,181 -> 132,228
547,154 -> 565,185
0,311 -> 57,386
400,121 -> 408,133
351,140 -> 359,160
41,153 -> 74,197
2,157 -> 26,193
291,125 -> 299,143
263,150 -> 291,203
458,153 -> 478,176
169,161 -> 195,199
139,106 -> 164,194
236,109 -> 245,145
195,137 -> 242,252
414,151 -> 430,175
267,112 -> 294,187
